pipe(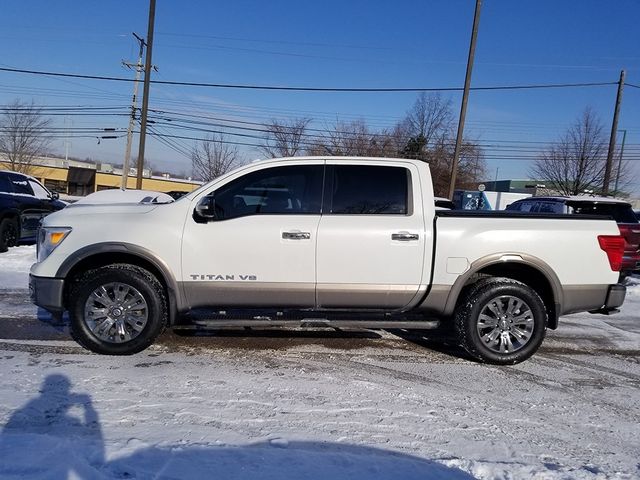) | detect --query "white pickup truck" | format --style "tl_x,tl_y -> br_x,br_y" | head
29,157 -> 627,364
